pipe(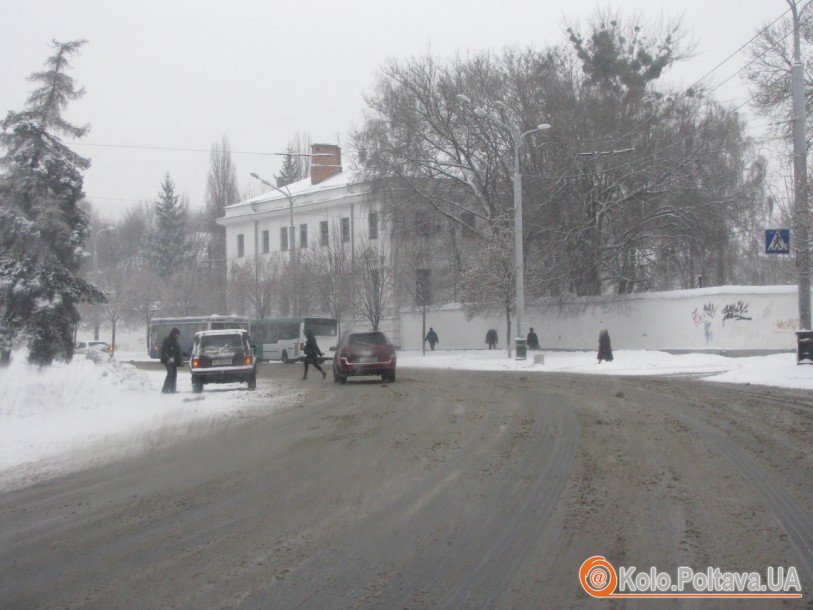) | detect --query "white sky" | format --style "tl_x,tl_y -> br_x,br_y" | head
0,0 -> 790,219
